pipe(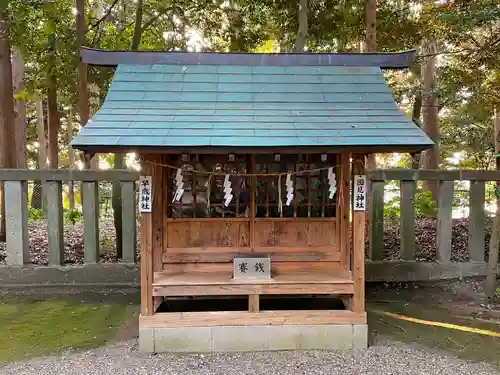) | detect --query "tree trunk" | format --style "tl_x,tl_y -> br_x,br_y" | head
420,39 -> 440,201
68,108 -> 75,210
131,0 -> 144,50
0,5 -> 16,242
112,0 -> 144,258
76,0 -> 97,169
364,0 -> 377,233
364,0 -> 377,172
485,109 -> 500,301
364,0 -> 376,52
12,49 -> 26,169
295,0 -> 308,52
47,29 -> 60,170
31,100 -> 47,211
411,94 -> 423,169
